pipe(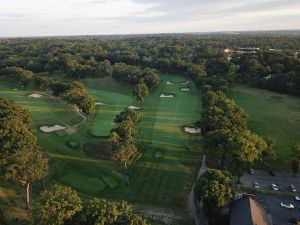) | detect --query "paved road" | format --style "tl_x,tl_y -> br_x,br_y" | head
189,155 -> 208,225
241,169 -> 300,192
